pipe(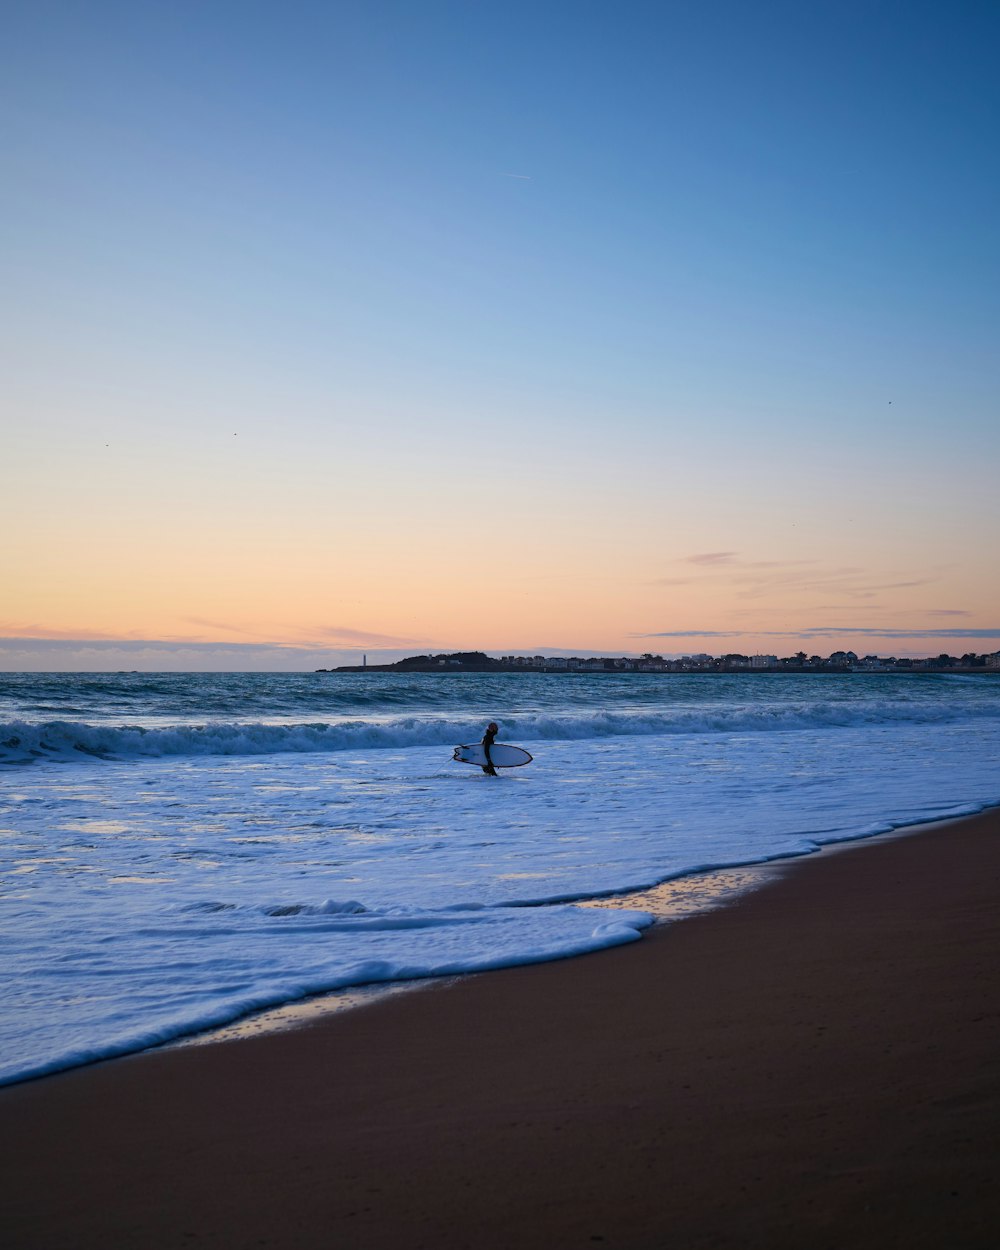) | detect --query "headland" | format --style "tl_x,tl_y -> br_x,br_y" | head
322,648 -> 1000,674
